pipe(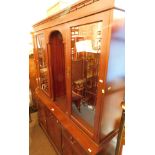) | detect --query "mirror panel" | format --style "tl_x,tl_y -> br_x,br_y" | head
71,22 -> 103,129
